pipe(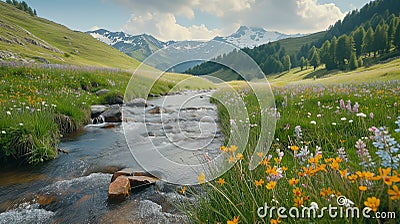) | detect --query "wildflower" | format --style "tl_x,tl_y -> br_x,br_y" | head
364,197 -> 380,212
310,120 -> 316,125
220,146 -> 229,153
349,120 -> 353,123
329,161 -> 339,171
294,126 -> 302,139
257,152 -> 264,158
339,99 -> 345,109
341,117 -> 347,121
359,186 -> 367,191
217,178 -> 225,186
339,169 -> 348,178
356,113 -> 367,118
290,146 -> 299,151
320,187 -> 335,197
270,218 -> 281,224
229,145 -> 238,153
266,166 -> 279,176
289,178 -> 299,186
260,157 -> 270,166
353,102 -> 359,113
236,153 -> 244,160
1,131 -> 5,134
198,172 -> 205,184
6,111 -> 11,115
370,167 -> 400,185
179,186 -> 187,194
348,174 -> 358,182
228,155 -> 236,163
388,185 -> 400,201
294,197 -> 304,207
266,181 -> 277,190
227,216 -> 239,224
346,100 -> 352,111
254,179 -> 264,187
331,122 -> 337,126
293,187 -> 302,197
281,166 -> 288,171
19,123 -> 23,126
274,158 -> 281,163
370,112 -> 374,119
